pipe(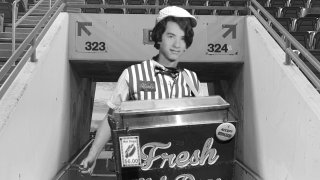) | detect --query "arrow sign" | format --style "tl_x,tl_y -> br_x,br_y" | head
222,24 -> 237,39
77,21 -> 92,36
